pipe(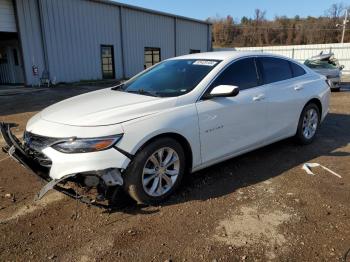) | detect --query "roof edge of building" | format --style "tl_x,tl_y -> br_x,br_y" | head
90,0 -> 212,25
